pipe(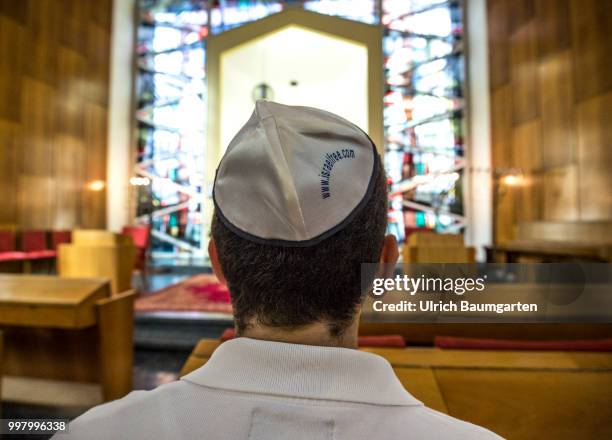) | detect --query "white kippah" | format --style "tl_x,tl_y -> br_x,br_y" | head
213,100 -> 379,246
